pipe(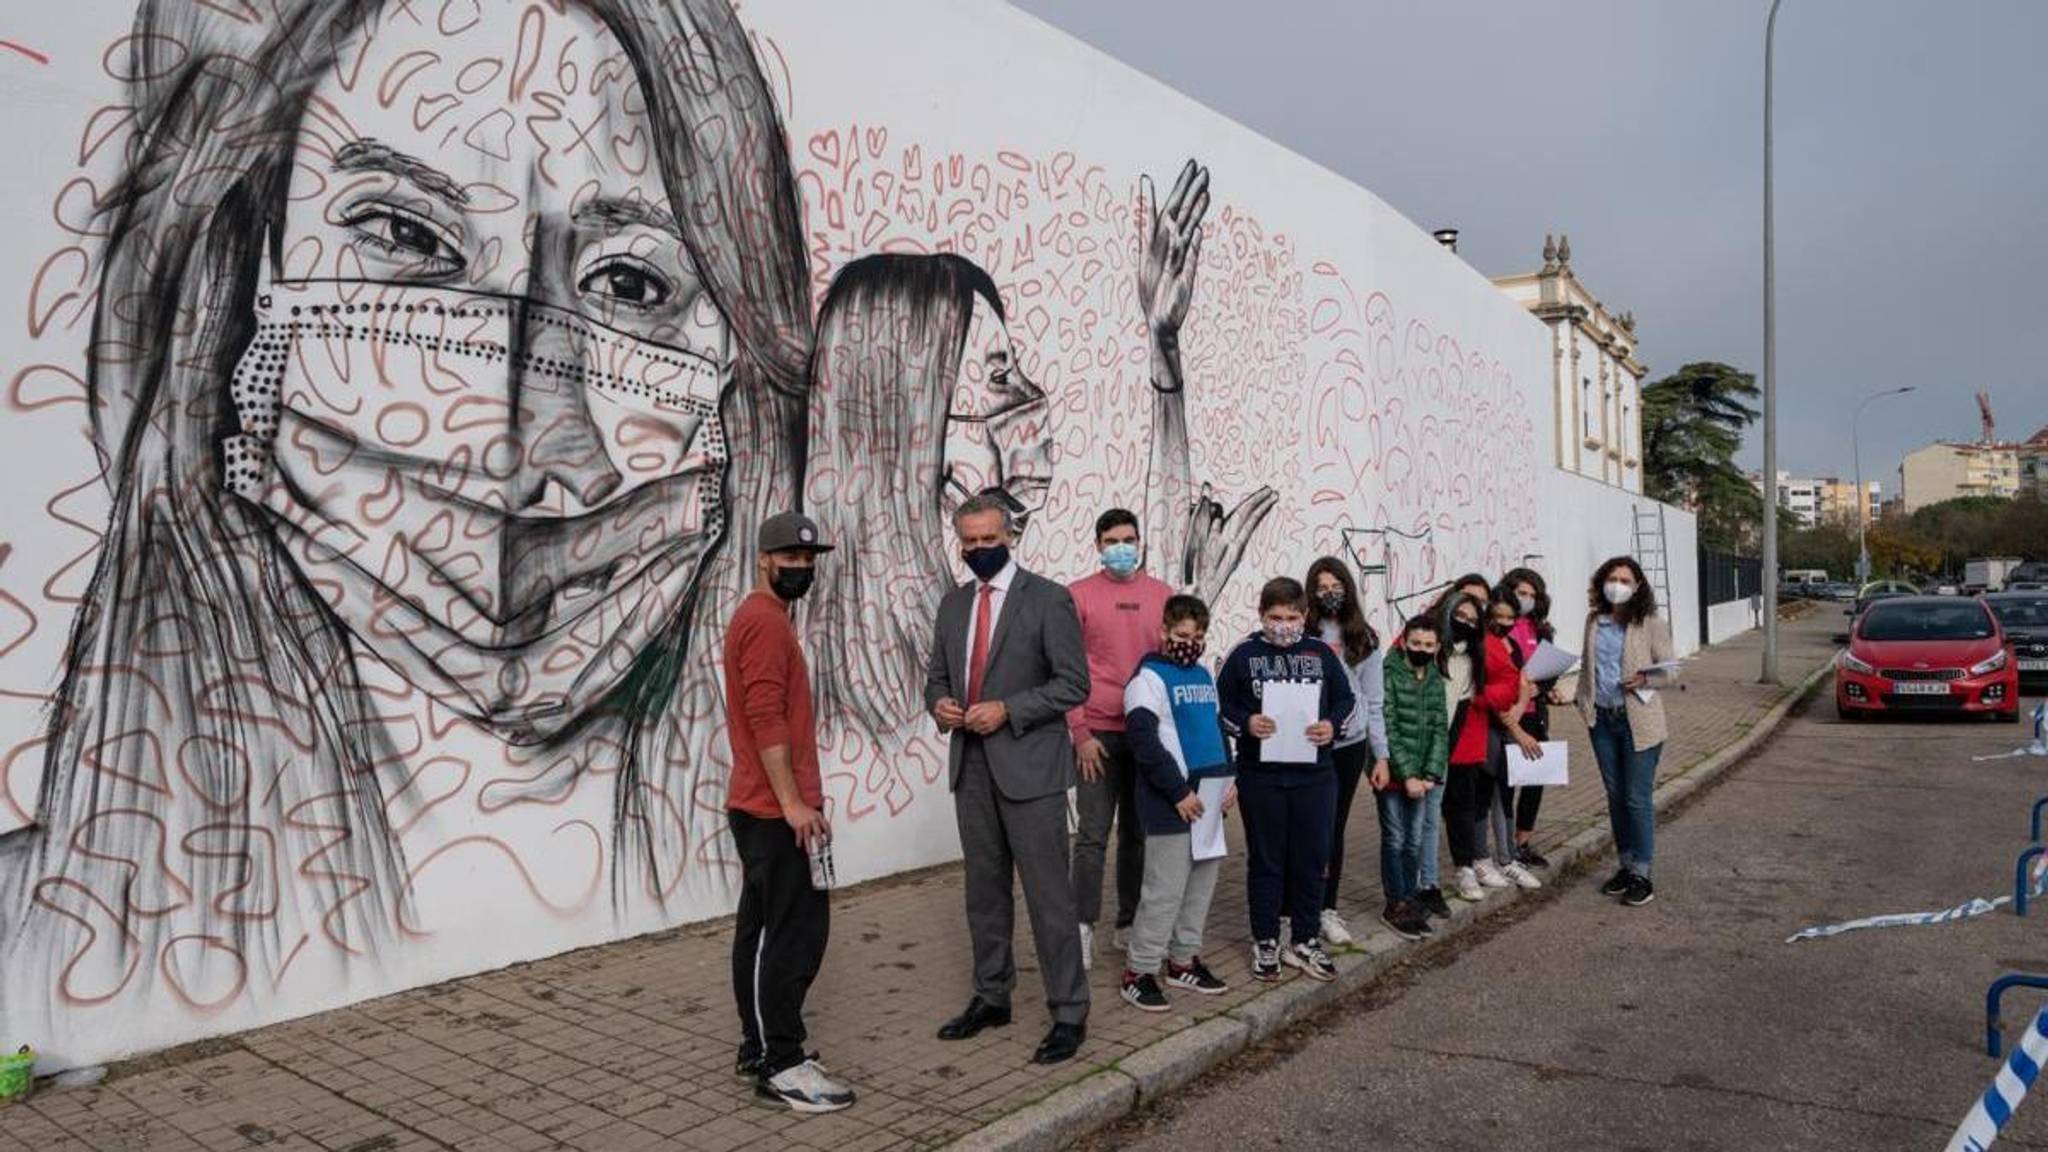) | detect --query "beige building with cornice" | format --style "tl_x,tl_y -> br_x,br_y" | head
1493,234 -> 1647,493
